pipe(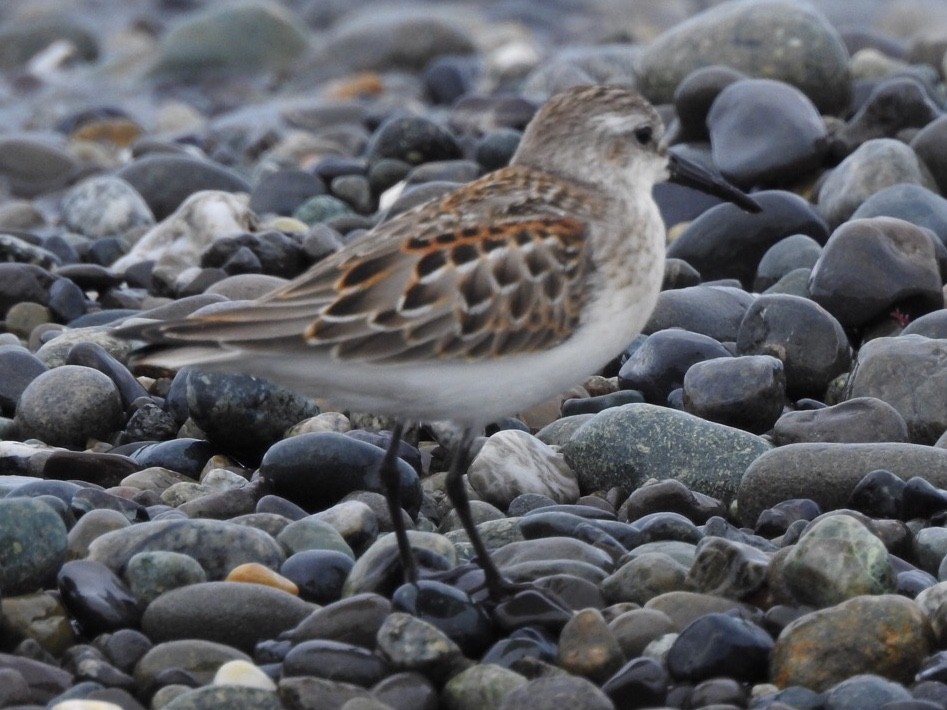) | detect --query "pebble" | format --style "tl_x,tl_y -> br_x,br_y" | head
773,397 -> 910,445
911,114 -> 947,194
682,354 -> 786,433
848,336 -> 947,443
0,497 -> 68,595
644,284 -> 752,342
754,234 -> 823,292
851,183 -> 947,245
665,612 -> 774,683
60,176 -> 155,239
